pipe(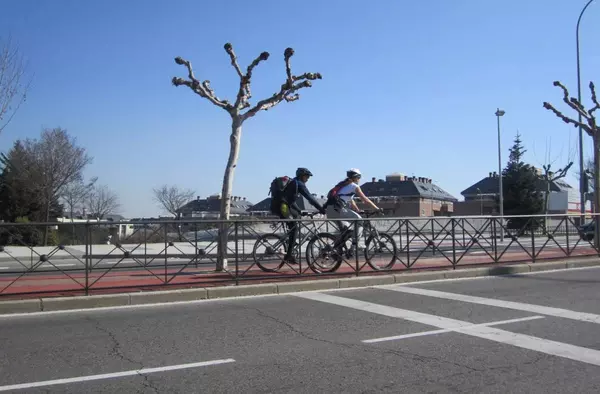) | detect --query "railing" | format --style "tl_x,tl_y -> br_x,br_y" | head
0,213 -> 597,297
